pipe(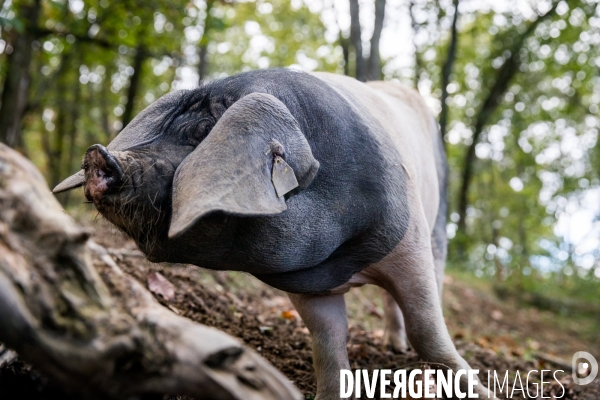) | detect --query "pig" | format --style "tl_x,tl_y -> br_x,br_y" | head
54,69 -> 495,399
